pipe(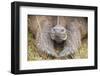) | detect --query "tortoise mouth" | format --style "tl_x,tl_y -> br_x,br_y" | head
52,34 -> 67,43
53,40 -> 65,54
54,37 -> 64,43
